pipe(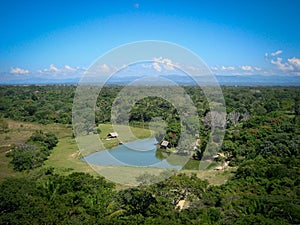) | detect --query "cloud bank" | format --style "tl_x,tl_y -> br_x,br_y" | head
10,67 -> 29,74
